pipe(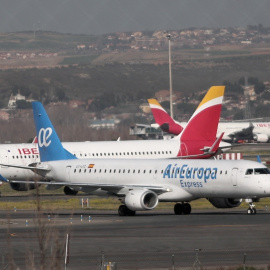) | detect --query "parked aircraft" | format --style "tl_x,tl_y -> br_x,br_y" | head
148,98 -> 270,142
3,100 -> 270,216
0,86 -> 230,193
